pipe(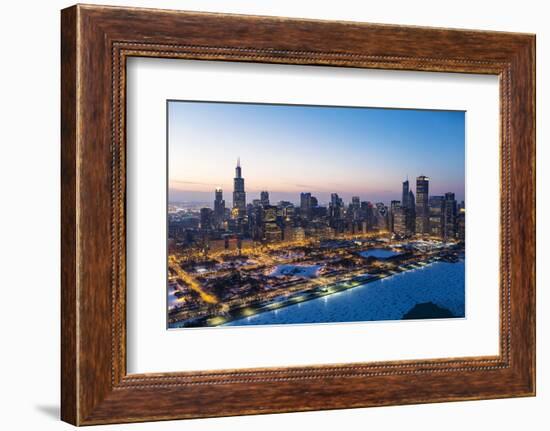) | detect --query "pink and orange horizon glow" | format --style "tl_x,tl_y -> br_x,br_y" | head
168,101 -> 465,205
